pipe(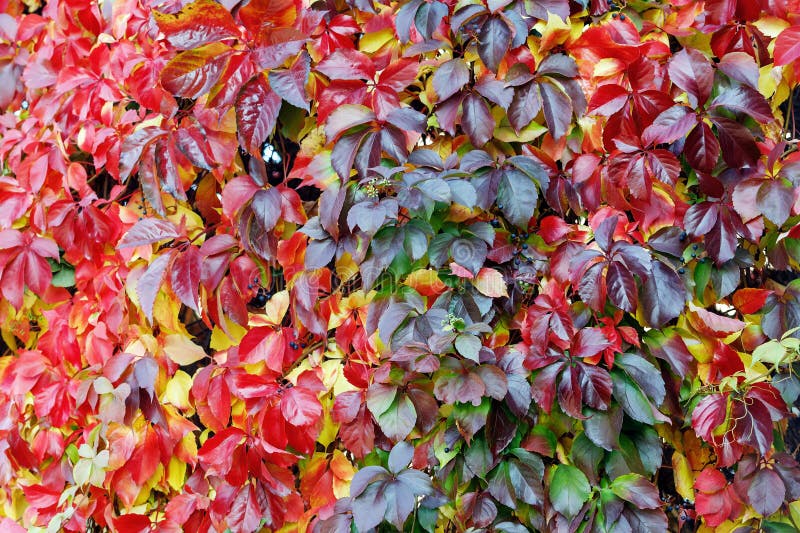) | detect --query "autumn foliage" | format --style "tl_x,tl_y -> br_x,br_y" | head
3,0 -> 800,530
